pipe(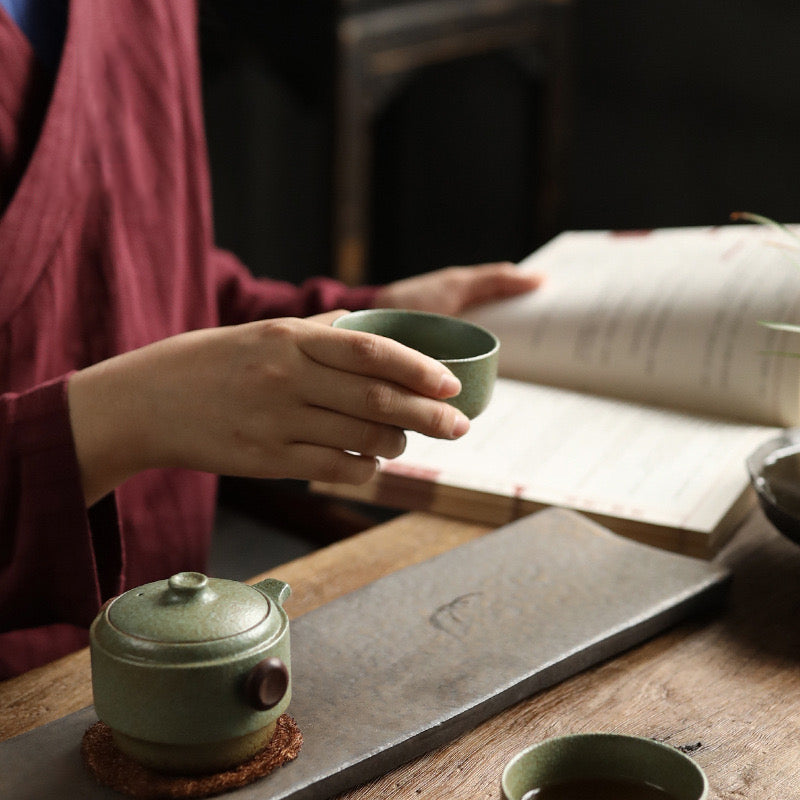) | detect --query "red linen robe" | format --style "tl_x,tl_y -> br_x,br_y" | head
0,0 -> 376,678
